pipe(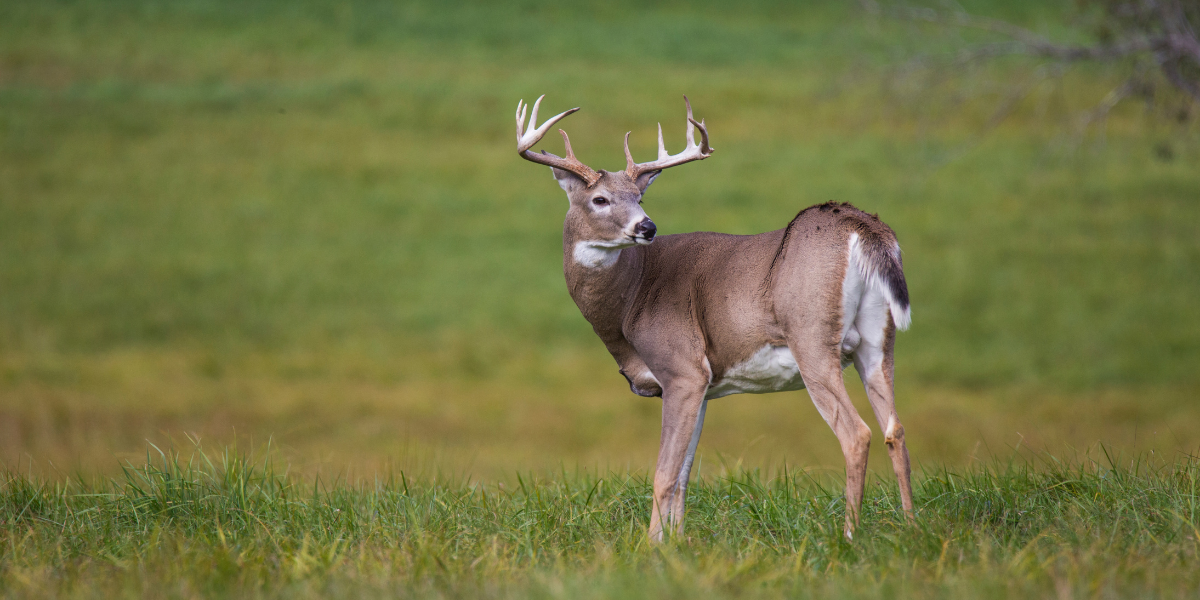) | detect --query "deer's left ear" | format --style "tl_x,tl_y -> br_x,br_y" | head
634,169 -> 661,193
